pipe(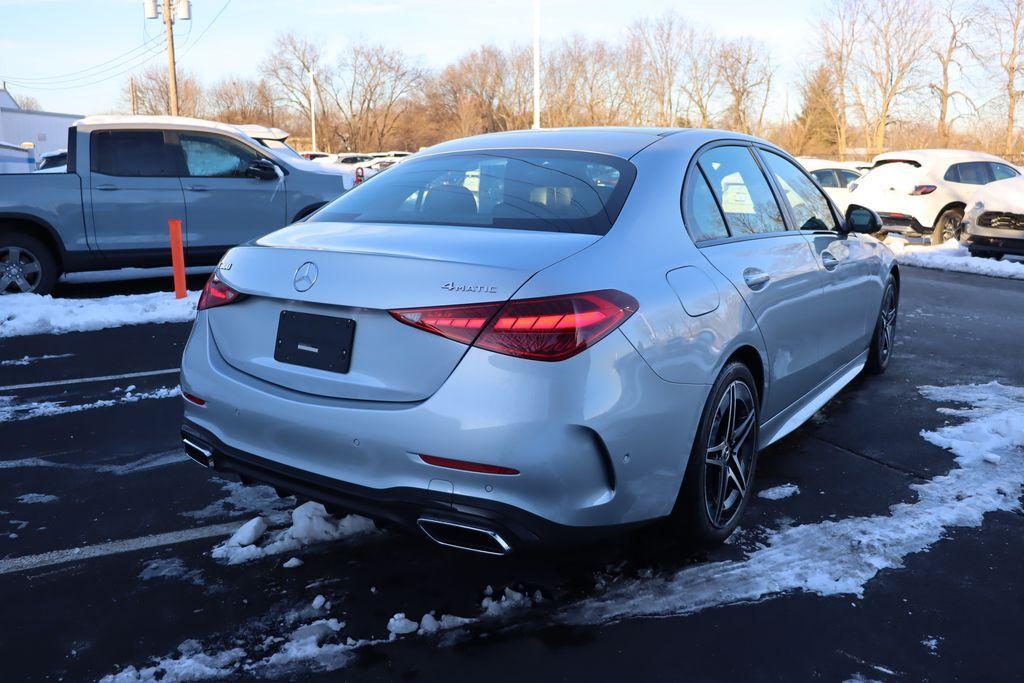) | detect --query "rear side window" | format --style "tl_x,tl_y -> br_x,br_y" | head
683,172 -> 729,242
810,169 -> 840,188
91,130 -> 176,177
698,146 -> 786,235
762,152 -> 839,232
944,162 -> 993,185
310,150 -> 636,236
179,133 -> 261,178
991,163 -> 1019,181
